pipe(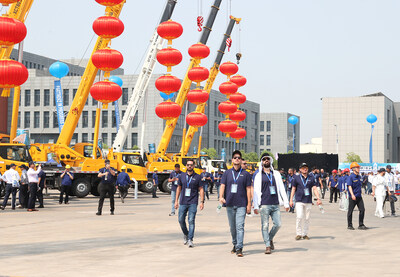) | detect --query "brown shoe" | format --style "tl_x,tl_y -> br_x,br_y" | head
303,235 -> 310,240
27,209 -> 33,212
236,248 -> 243,257
231,246 -> 236,254
270,240 -> 275,250
265,247 -> 271,254
295,235 -> 302,240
